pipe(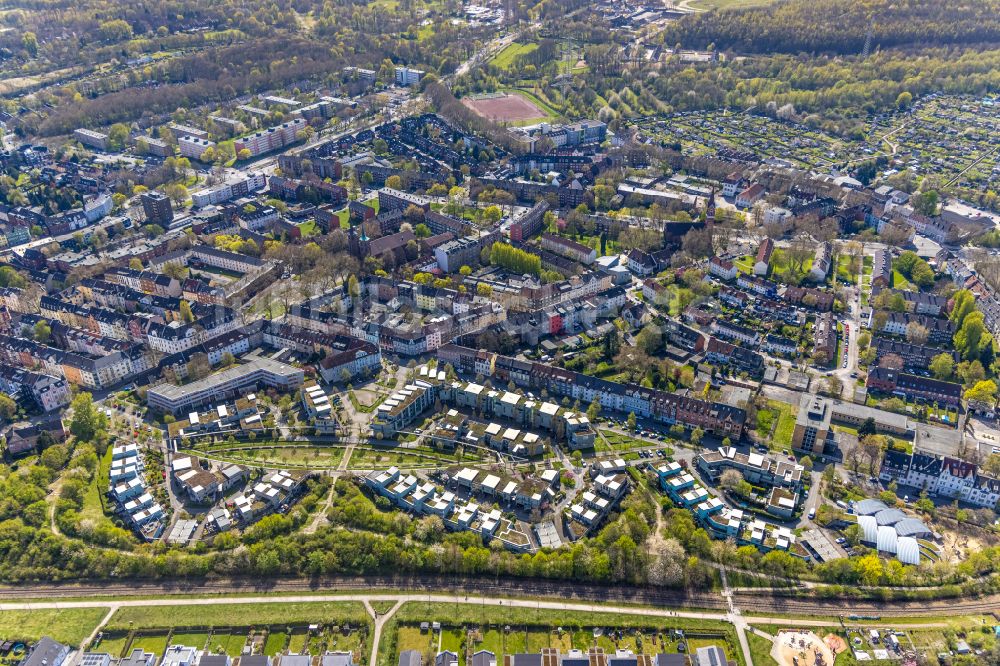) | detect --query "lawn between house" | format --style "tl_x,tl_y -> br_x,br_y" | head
105,601 -> 370,630
0,608 -> 110,645
378,603 -> 746,666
